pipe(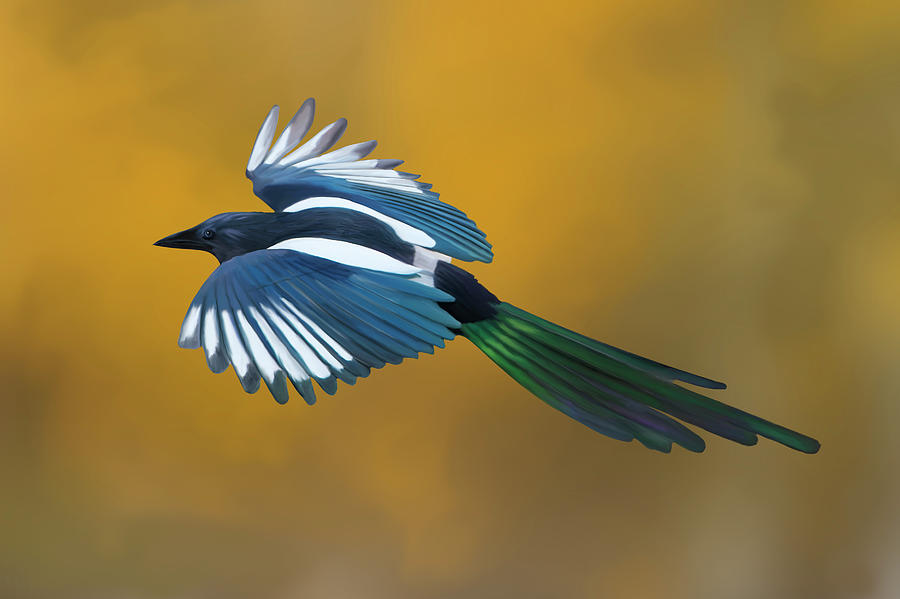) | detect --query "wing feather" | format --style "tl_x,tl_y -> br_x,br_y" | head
214,280 -> 261,393
295,140 -> 378,168
278,118 -> 348,166
263,98 -> 315,165
202,304 -> 228,373
246,105 -> 280,174
227,278 -> 289,403
176,248 -> 458,403
245,99 -> 493,263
